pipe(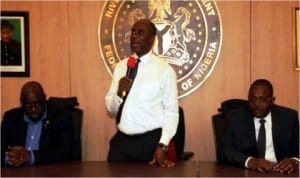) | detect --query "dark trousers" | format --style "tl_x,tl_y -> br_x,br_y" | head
107,128 -> 161,161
